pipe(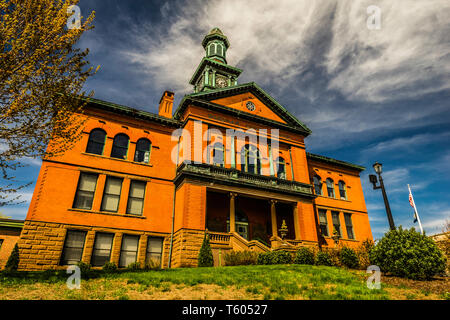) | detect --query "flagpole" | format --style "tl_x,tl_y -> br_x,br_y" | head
408,184 -> 424,235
